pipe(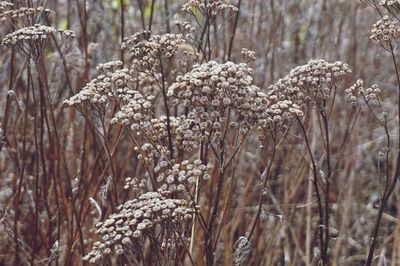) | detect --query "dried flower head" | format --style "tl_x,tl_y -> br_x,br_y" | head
241,48 -> 256,62
83,191 -> 194,263
1,24 -> 75,61
0,1 -> 13,15
379,0 -> 400,13
0,6 -> 51,27
154,159 -> 210,194
122,31 -> 185,74
345,79 -> 381,107
115,115 -> 203,164
257,99 -> 302,135
182,0 -> 238,16
168,61 -> 268,137
65,61 -> 153,110
175,20 -> 196,39
267,59 -> 352,108
370,15 -> 400,51
124,177 -> 146,192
